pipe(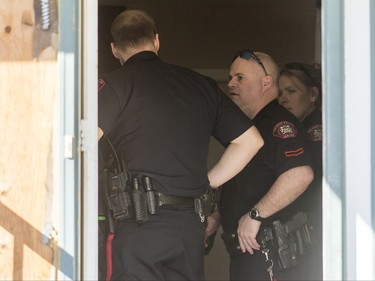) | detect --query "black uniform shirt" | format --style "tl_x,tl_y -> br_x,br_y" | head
98,51 -> 254,197
303,108 -> 322,175
220,99 -> 313,231
297,108 -> 323,216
